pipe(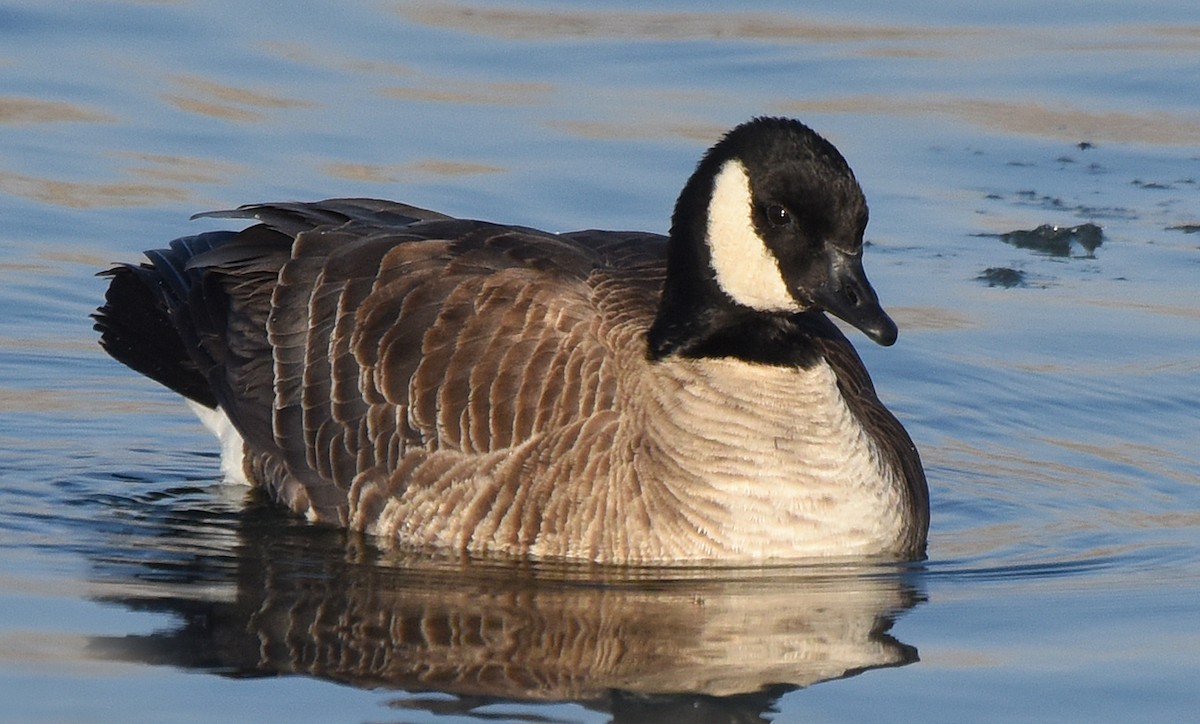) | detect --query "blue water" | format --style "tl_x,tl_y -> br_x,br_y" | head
2,1 -> 1198,722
